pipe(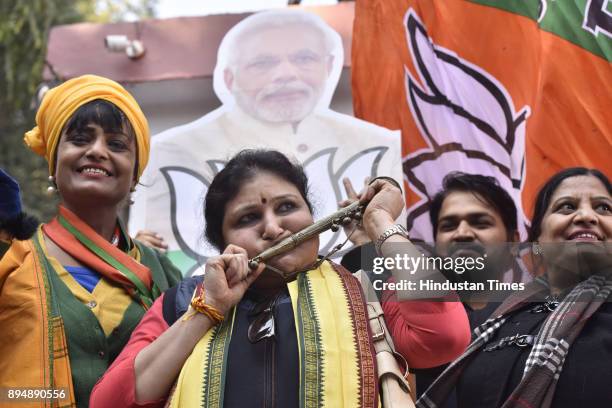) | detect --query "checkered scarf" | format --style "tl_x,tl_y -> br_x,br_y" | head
417,274 -> 612,408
